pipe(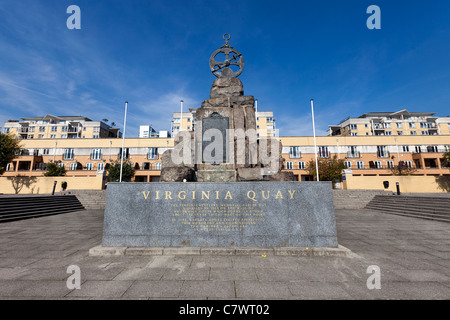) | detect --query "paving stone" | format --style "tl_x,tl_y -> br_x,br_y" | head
123,280 -> 183,298
235,281 -> 292,299
67,280 -> 133,298
209,268 -> 258,281
179,280 -> 236,299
